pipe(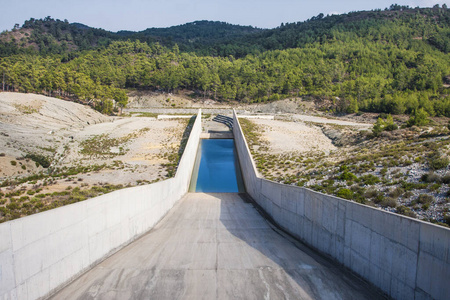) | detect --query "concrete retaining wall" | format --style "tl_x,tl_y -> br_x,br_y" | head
0,110 -> 202,300
233,110 -> 450,300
